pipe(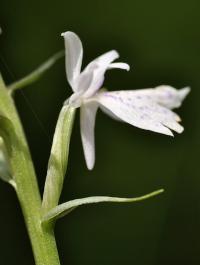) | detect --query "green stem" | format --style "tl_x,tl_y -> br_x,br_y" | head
0,74 -> 61,265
